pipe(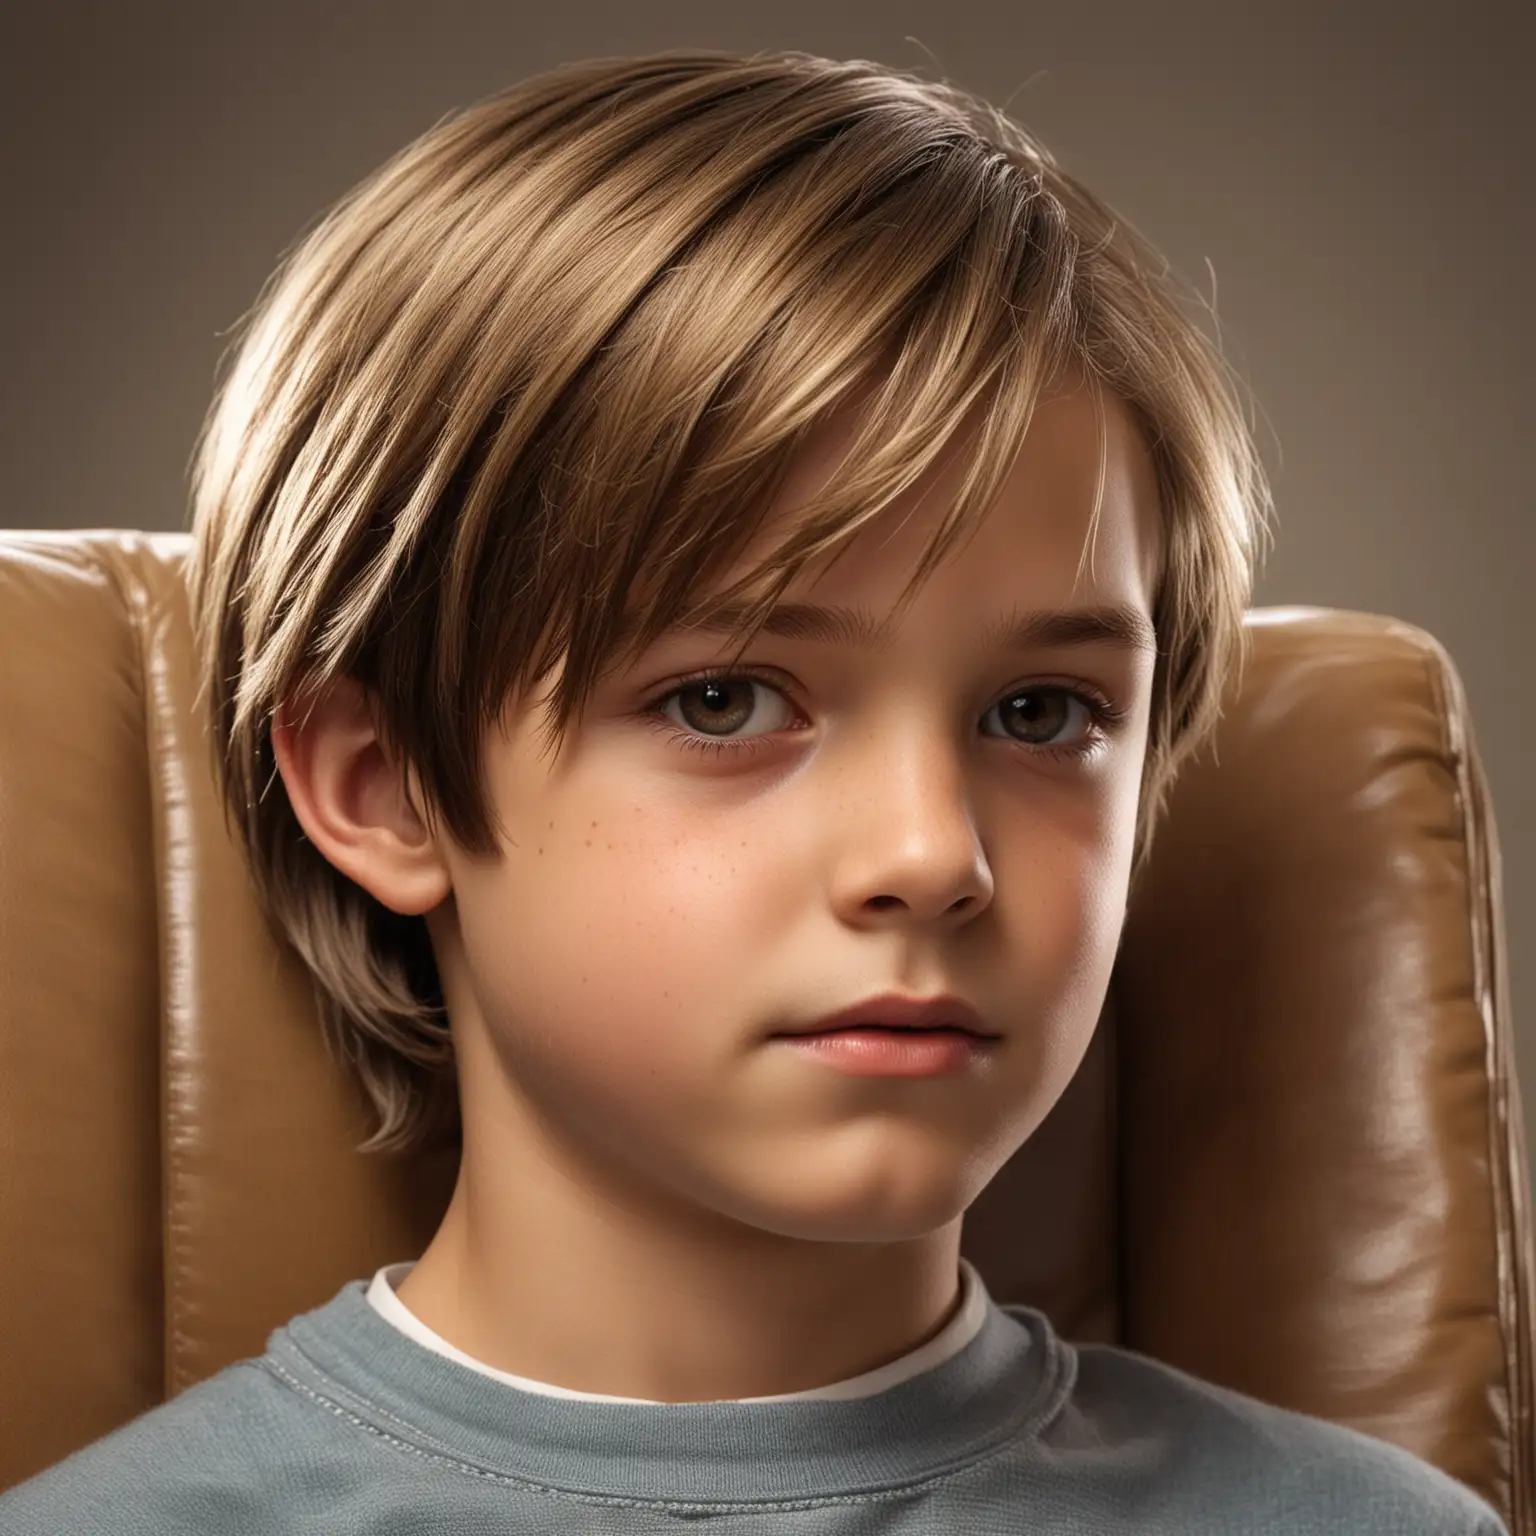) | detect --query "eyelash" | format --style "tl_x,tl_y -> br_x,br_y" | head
641,668 -> 1129,766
